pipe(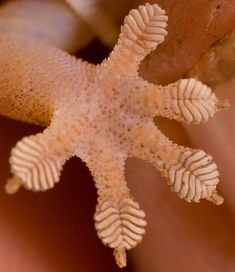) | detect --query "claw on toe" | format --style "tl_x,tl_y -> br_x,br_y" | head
216,99 -> 230,110
207,191 -> 224,205
94,198 -> 146,267
114,248 -> 126,268
5,176 -> 22,194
